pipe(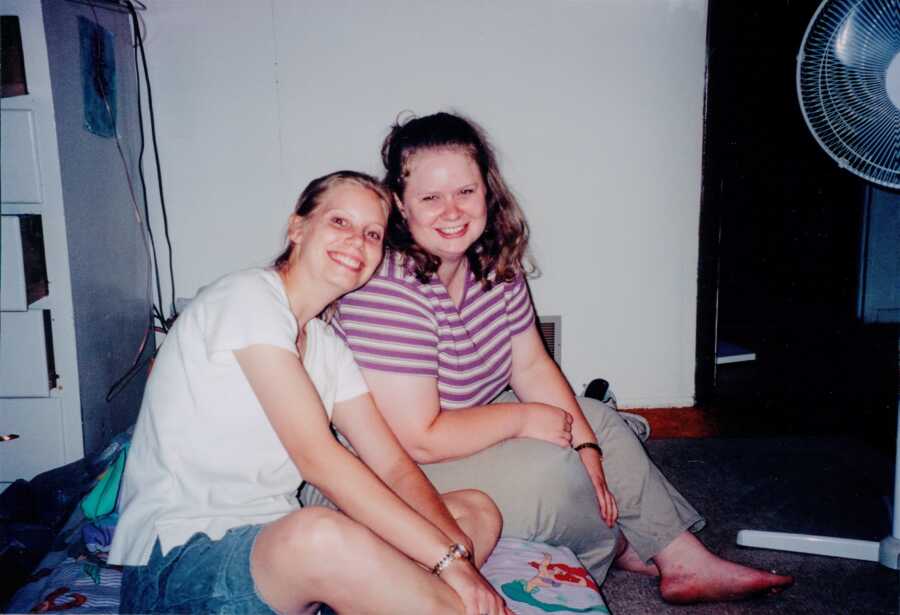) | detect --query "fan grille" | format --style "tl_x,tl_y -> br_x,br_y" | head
797,0 -> 900,189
